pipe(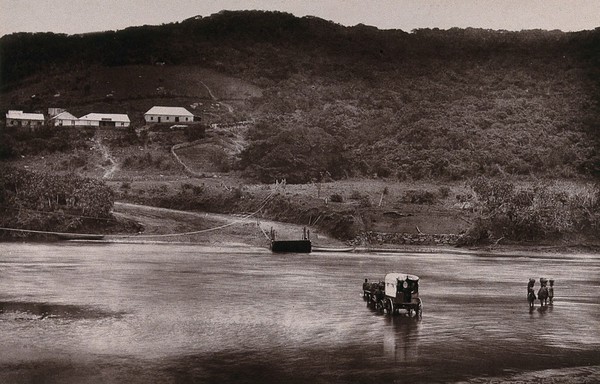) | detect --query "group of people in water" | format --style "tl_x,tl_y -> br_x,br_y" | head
527,277 -> 554,308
